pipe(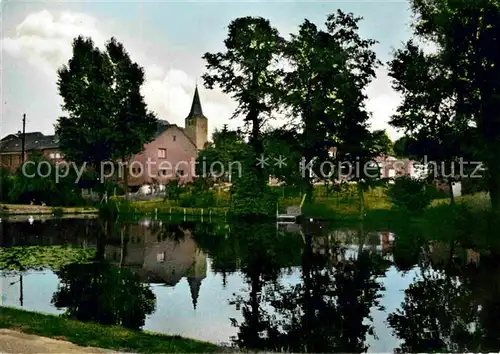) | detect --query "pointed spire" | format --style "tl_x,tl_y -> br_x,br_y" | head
186,85 -> 205,118
187,277 -> 202,310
